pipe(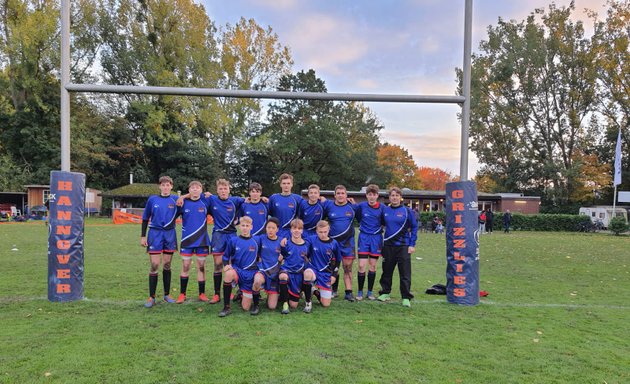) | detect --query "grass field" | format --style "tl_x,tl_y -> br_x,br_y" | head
1,219 -> 629,383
